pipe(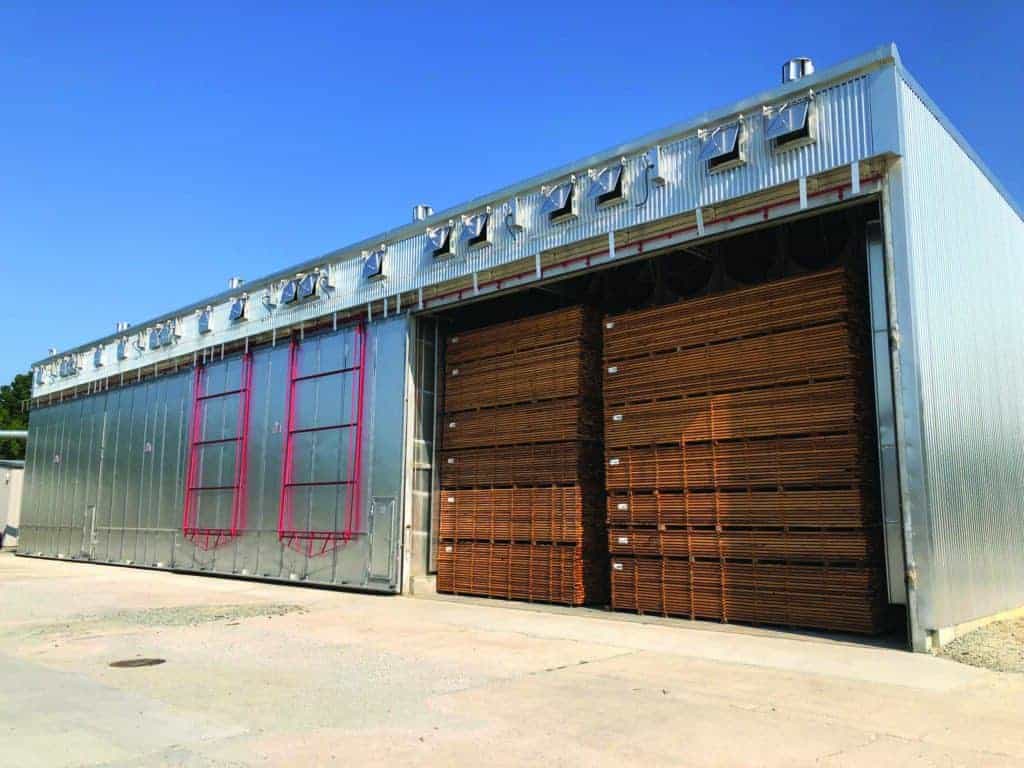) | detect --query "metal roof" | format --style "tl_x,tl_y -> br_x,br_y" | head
32,45 -> 901,368
32,42 -> 1020,397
